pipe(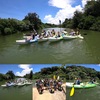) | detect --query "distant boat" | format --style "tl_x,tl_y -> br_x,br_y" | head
16,82 -> 25,87
1,82 -> 16,87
